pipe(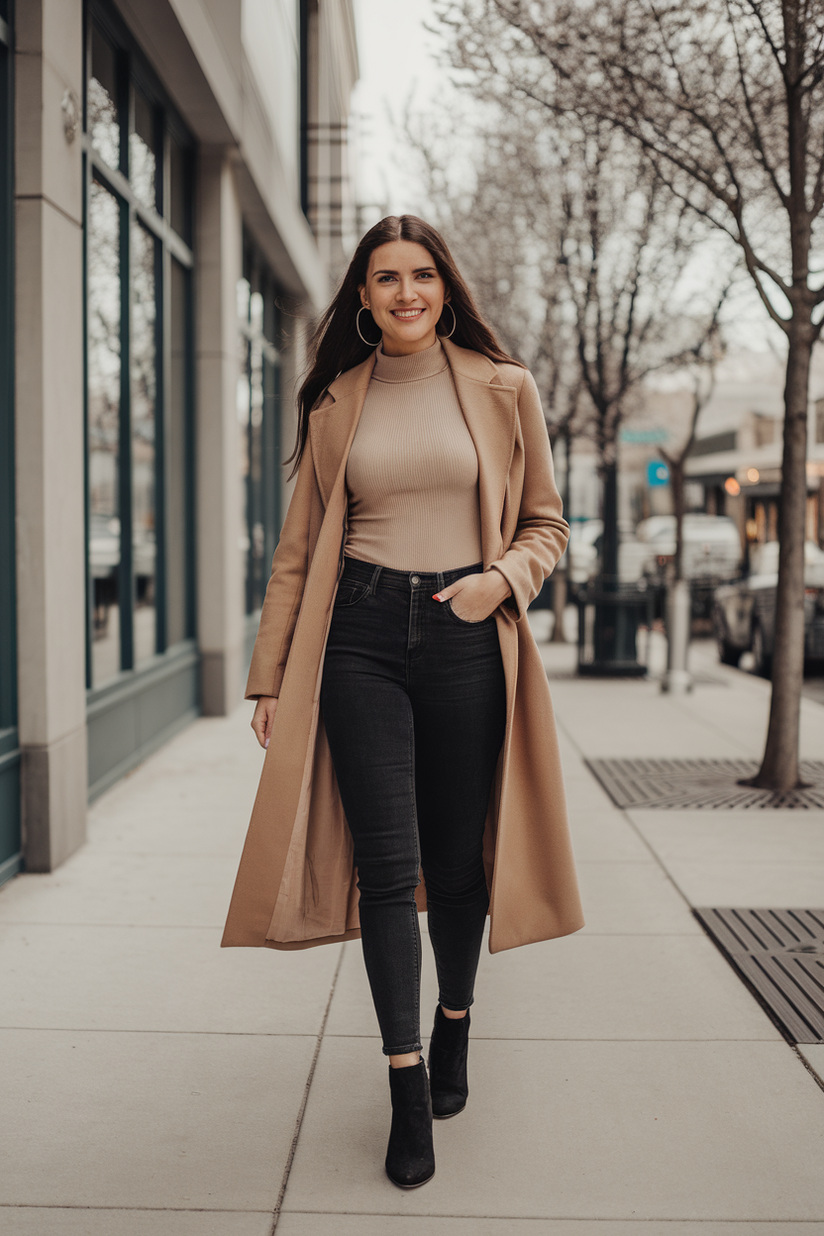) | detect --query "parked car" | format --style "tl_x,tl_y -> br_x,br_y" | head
636,514 -> 744,581
712,540 -> 824,674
